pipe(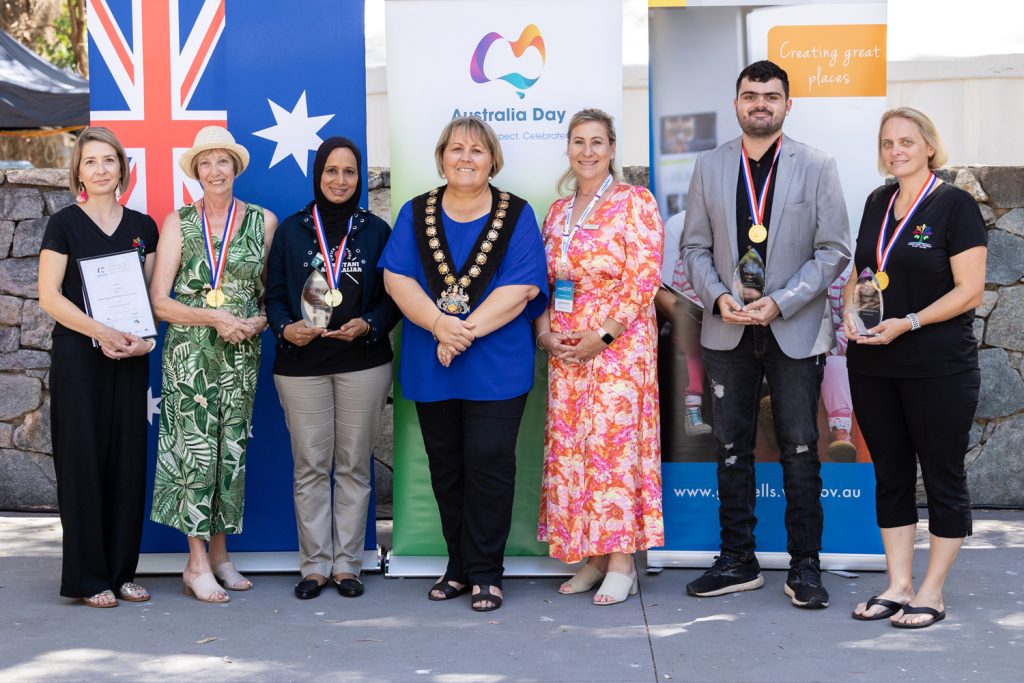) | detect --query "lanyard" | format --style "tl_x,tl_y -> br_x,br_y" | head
740,138 -> 783,228
560,174 -> 614,264
876,173 -> 937,274
311,206 -> 353,292
201,198 -> 237,291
